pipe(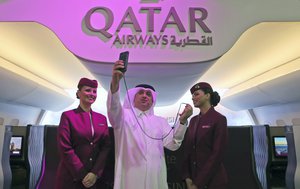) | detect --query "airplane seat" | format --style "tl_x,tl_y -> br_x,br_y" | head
26,125 -> 45,189
285,125 -> 296,189
0,125 -> 13,189
223,126 -> 262,189
164,129 -> 186,188
268,126 -> 287,188
98,127 -> 115,188
36,125 -> 59,189
288,125 -> 300,189
36,126 -> 117,189
10,126 -> 28,188
252,125 -> 271,189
